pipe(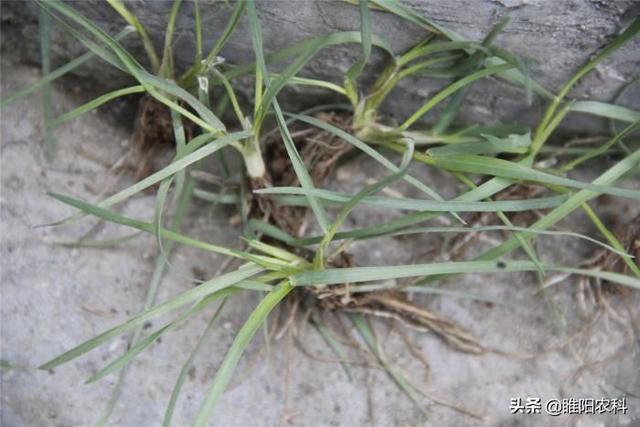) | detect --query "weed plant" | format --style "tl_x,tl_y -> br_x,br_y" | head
2,1 -> 639,425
